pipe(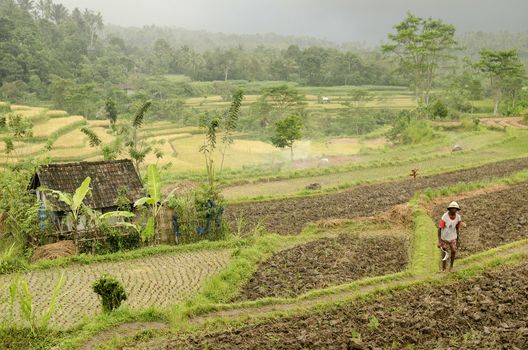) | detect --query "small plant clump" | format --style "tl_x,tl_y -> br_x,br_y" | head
92,274 -> 128,313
